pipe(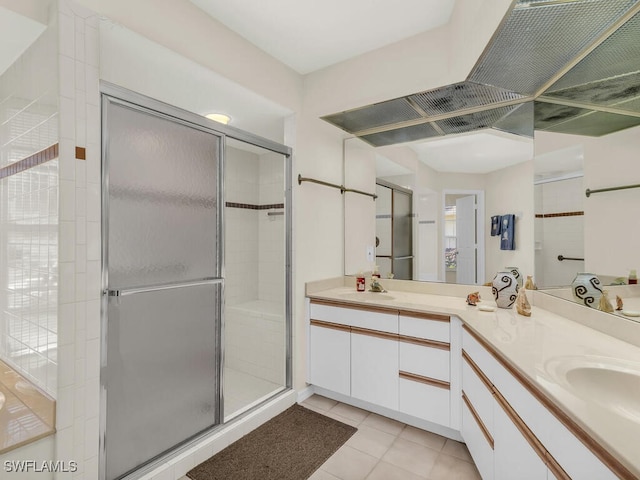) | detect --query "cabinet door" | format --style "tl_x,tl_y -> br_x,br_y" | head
309,324 -> 350,396
351,332 -> 399,410
494,400 -> 547,480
